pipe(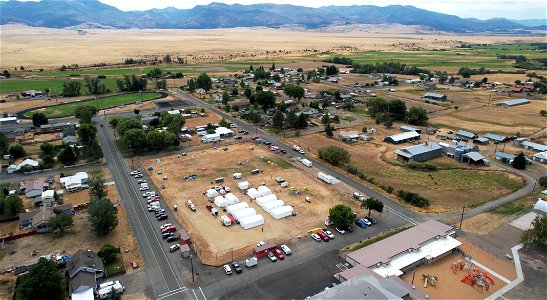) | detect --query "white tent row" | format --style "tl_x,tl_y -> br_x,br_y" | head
262,200 -> 285,212
247,188 -> 260,199
232,208 -> 257,220
226,202 -> 248,214
239,214 -> 265,230
238,181 -> 250,190
224,193 -> 240,205
270,206 -> 293,219
206,189 -> 219,198
257,186 -> 272,196
256,194 -> 277,206
214,195 -> 228,208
